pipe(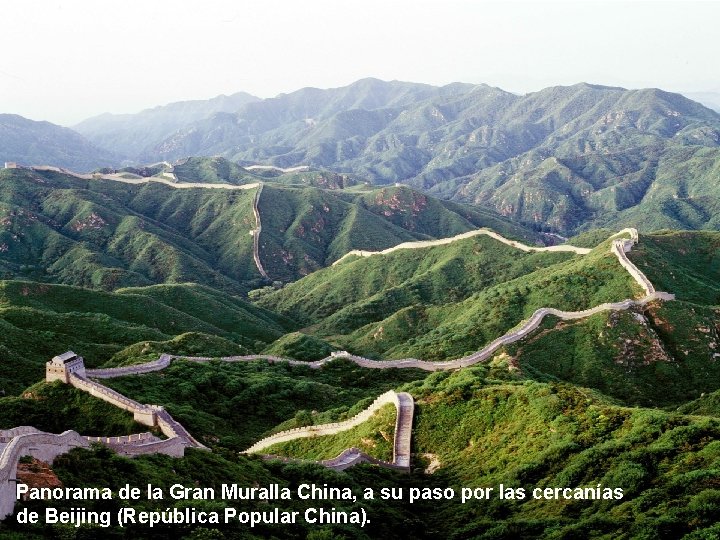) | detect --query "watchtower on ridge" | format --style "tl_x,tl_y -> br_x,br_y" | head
46,351 -> 86,383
